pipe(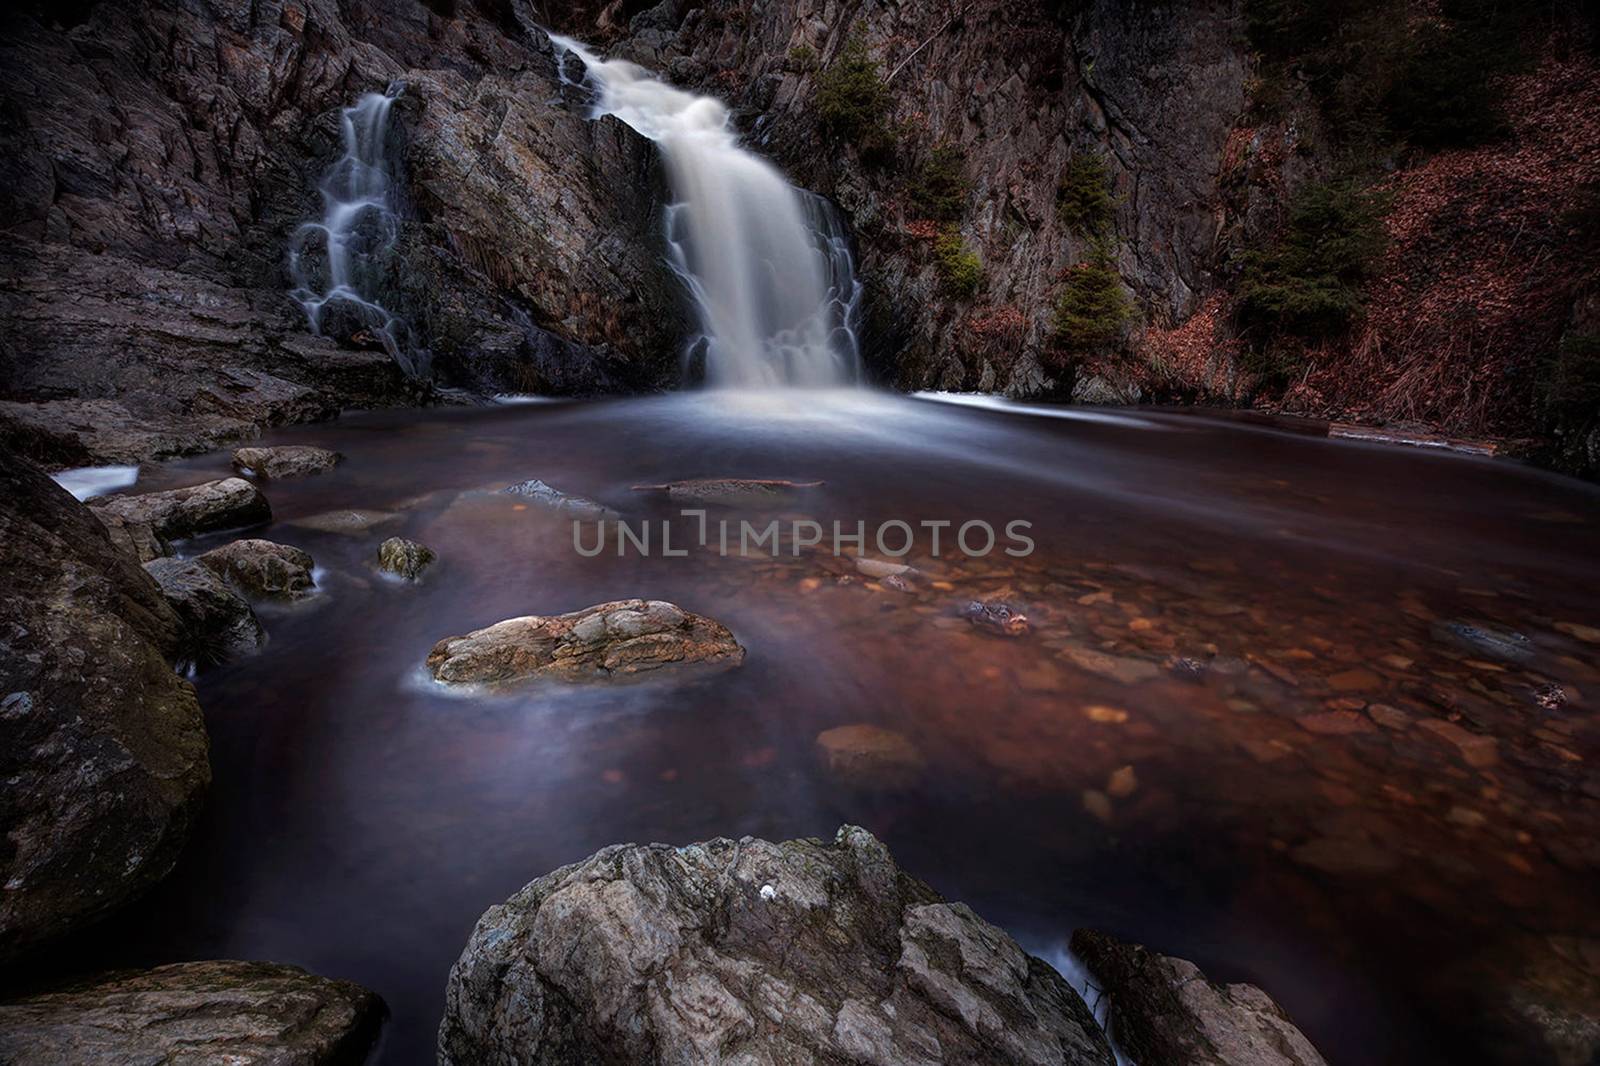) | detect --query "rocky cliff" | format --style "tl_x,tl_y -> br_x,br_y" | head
0,0 -> 686,466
